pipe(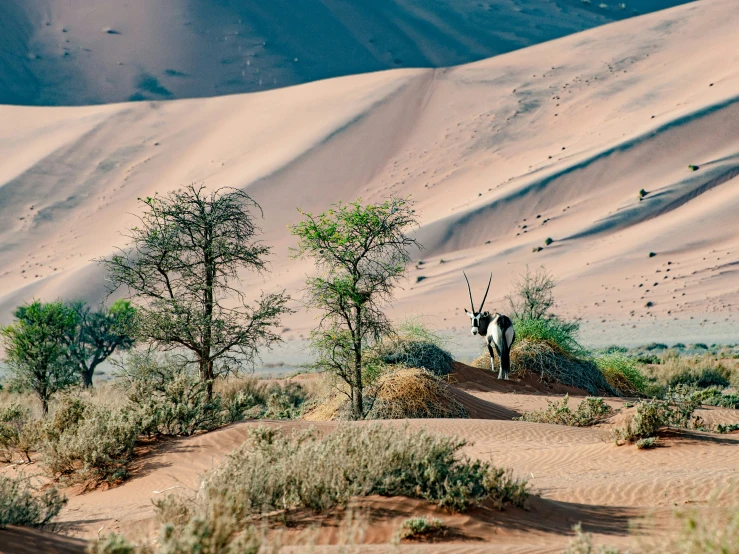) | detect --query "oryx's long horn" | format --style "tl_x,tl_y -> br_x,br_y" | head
478,273 -> 492,312
463,271 -> 475,312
